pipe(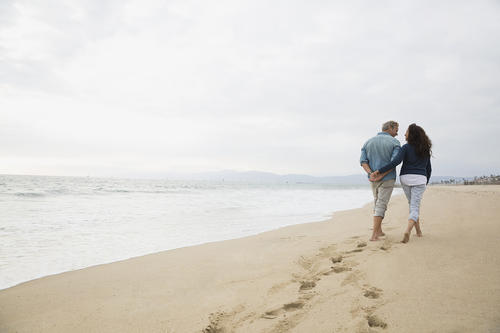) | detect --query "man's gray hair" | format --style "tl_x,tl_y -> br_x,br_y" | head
382,121 -> 399,131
